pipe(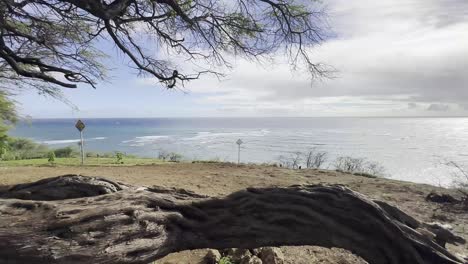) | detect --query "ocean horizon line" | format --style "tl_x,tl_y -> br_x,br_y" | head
19,115 -> 468,120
